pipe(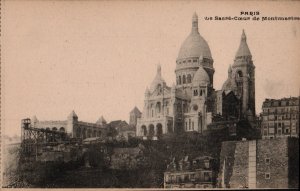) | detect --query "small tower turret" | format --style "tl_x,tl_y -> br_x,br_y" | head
68,110 -> 78,121
67,110 -> 78,137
